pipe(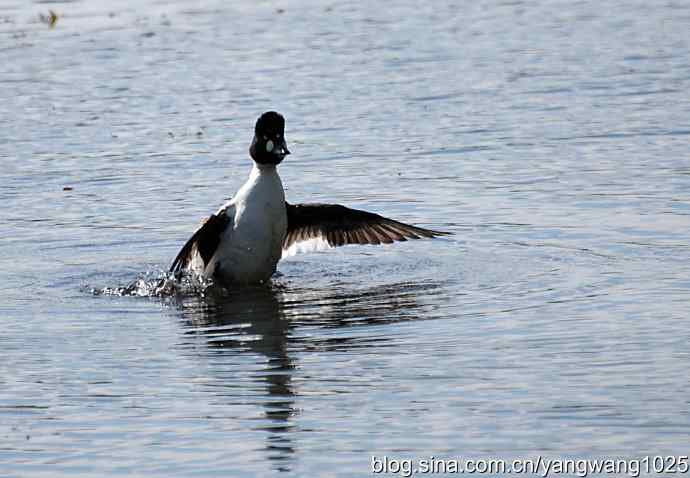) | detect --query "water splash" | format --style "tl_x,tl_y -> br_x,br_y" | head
91,270 -> 222,298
